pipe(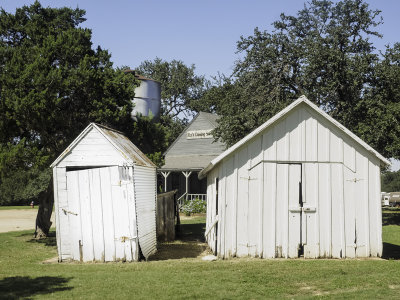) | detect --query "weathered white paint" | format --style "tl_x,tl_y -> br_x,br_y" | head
52,123 -> 156,262
202,97 -> 389,259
